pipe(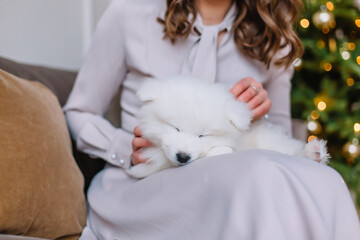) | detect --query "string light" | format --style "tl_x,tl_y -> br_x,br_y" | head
323,62 -> 332,71
319,11 -> 331,22
341,51 -> 350,60
317,40 -> 326,49
300,19 -> 310,28
347,78 -> 355,86
314,97 -> 321,106
355,19 -> 360,27
308,121 -> 318,131
348,42 -> 356,50
322,25 -> 330,34
293,58 -> 302,68
318,101 -> 327,111
307,121 -> 321,134
329,38 -> 337,52
335,29 -> 344,39
311,110 -> 320,120
343,141 -> 360,164
326,2 -> 334,11
307,120 -> 321,135
355,123 -> 360,132
329,20 -> 336,28
348,144 -> 359,154
308,135 -> 318,142
357,56 -> 360,65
